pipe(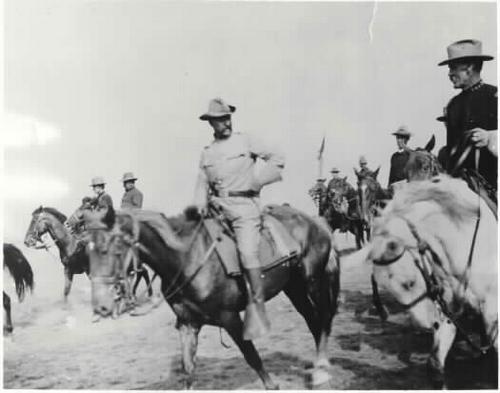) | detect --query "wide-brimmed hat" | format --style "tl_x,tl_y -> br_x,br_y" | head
438,39 -> 494,66
90,176 -> 106,187
330,167 -> 340,173
199,98 -> 236,121
392,125 -> 411,138
121,172 -> 138,182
